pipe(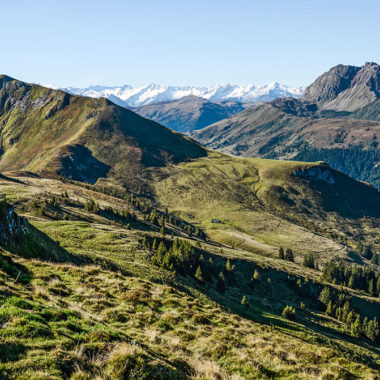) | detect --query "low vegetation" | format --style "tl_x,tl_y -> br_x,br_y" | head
0,173 -> 379,379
